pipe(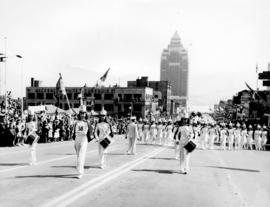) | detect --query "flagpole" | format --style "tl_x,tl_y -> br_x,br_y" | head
256,64 -> 259,91
4,37 -> 7,122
